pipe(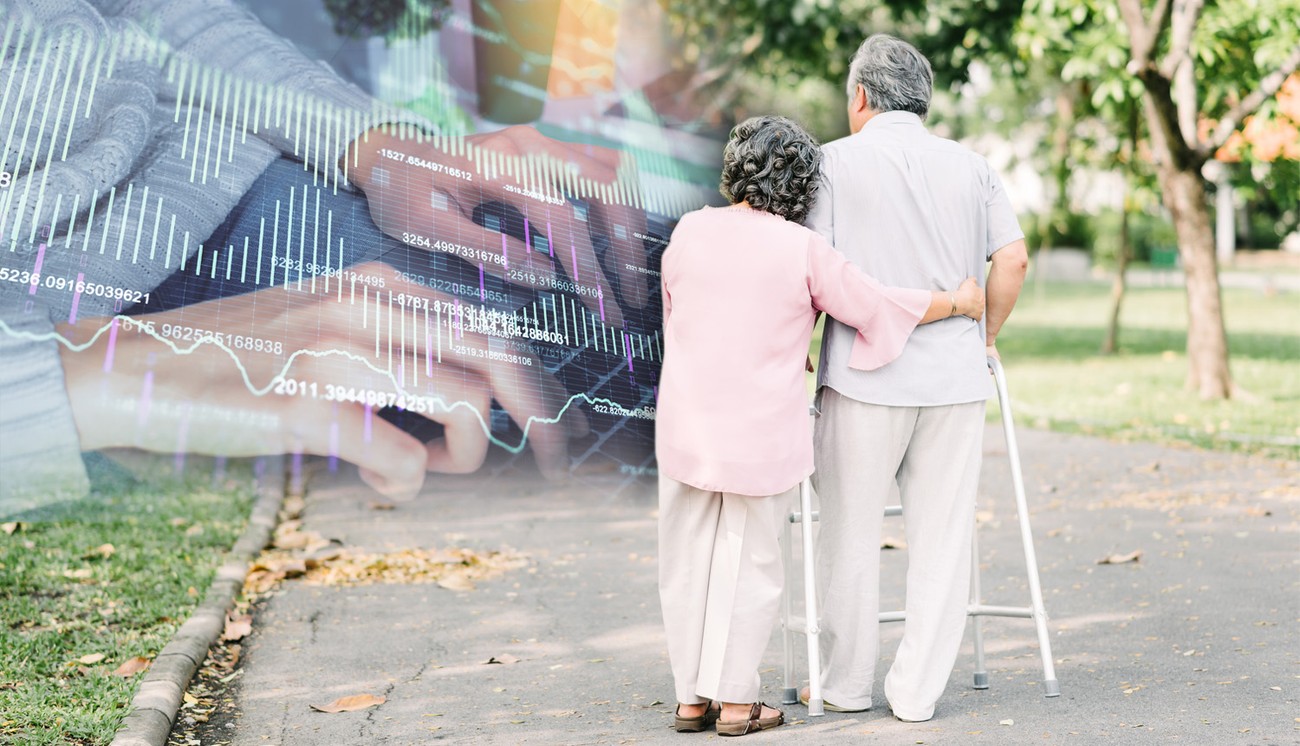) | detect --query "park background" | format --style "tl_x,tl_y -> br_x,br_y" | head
1,0 -> 1297,743
664,0 -> 1299,453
